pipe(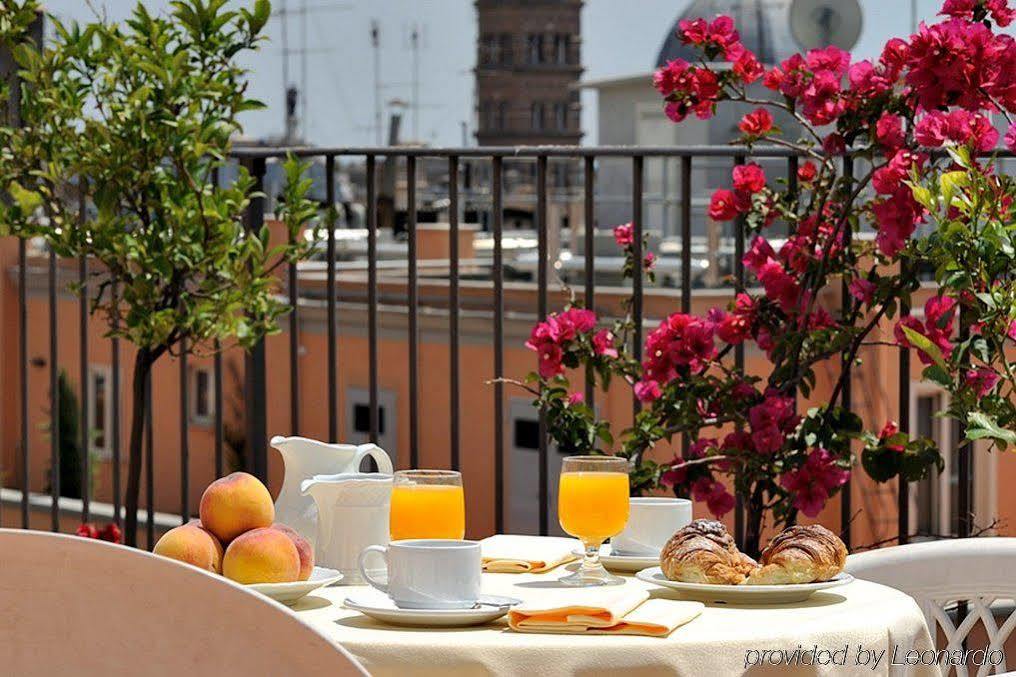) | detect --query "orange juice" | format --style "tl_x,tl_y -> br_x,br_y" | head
558,471 -> 630,542
390,484 -> 466,540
